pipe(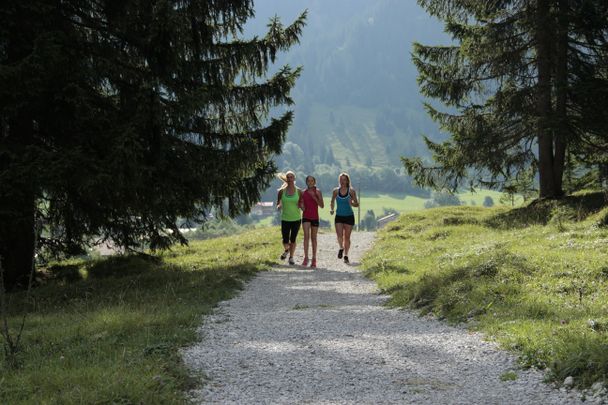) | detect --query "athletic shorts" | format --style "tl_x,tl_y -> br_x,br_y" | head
335,215 -> 355,226
302,218 -> 320,227
281,220 -> 301,244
